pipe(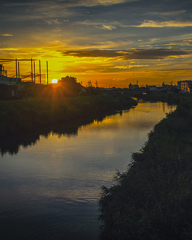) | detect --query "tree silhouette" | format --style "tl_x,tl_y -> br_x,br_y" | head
58,76 -> 83,97
59,76 -> 77,85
